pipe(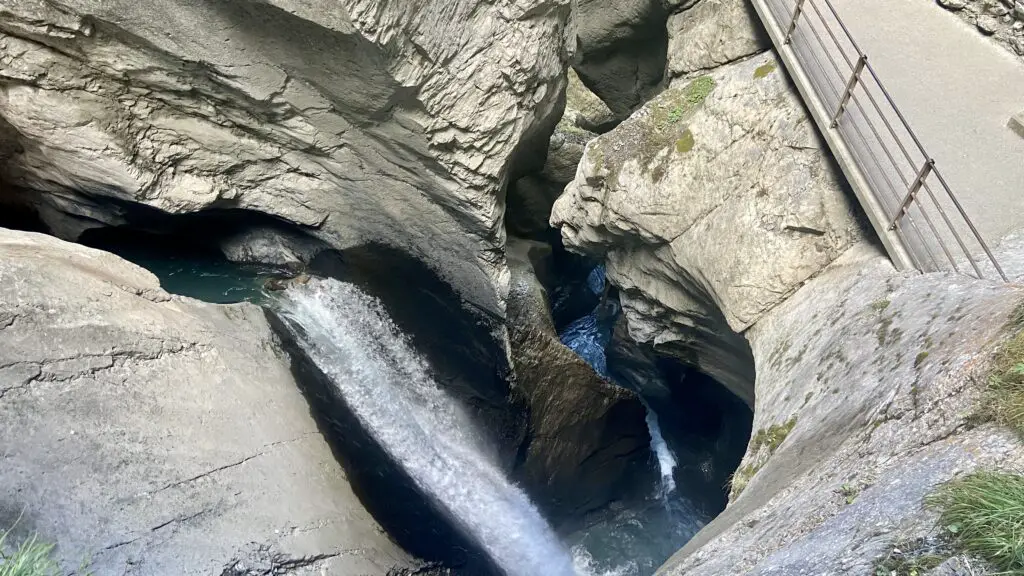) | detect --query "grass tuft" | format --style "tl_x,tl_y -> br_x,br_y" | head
982,301 -> 1024,437
0,531 -> 61,576
750,416 -> 798,453
927,471 -> 1024,573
